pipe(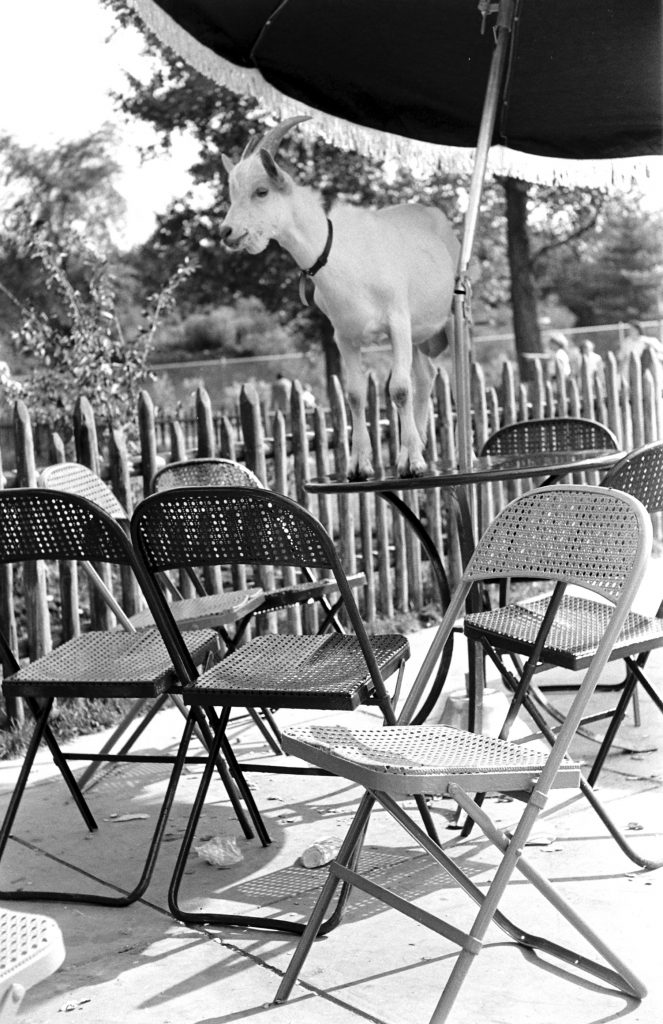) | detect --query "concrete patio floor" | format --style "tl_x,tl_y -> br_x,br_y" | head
1,627 -> 661,1024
